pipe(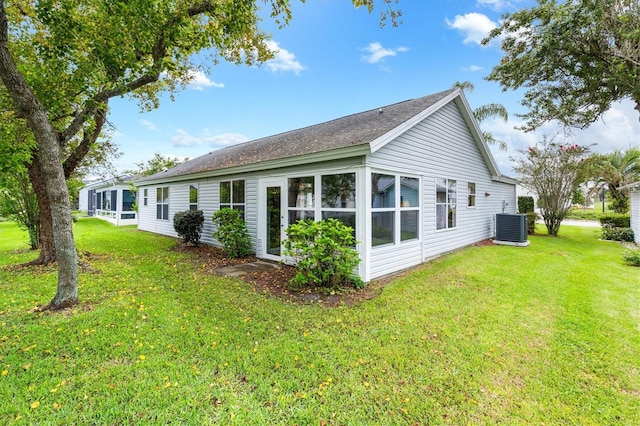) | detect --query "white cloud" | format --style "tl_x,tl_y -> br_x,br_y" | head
265,41 -> 305,75
138,119 -> 158,131
171,129 -> 202,147
445,13 -> 498,46
185,69 -> 224,90
480,99 -> 640,176
160,69 -> 224,90
171,128 -> 249,149
361,42 -> 409,64
465,65 -> 484,72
